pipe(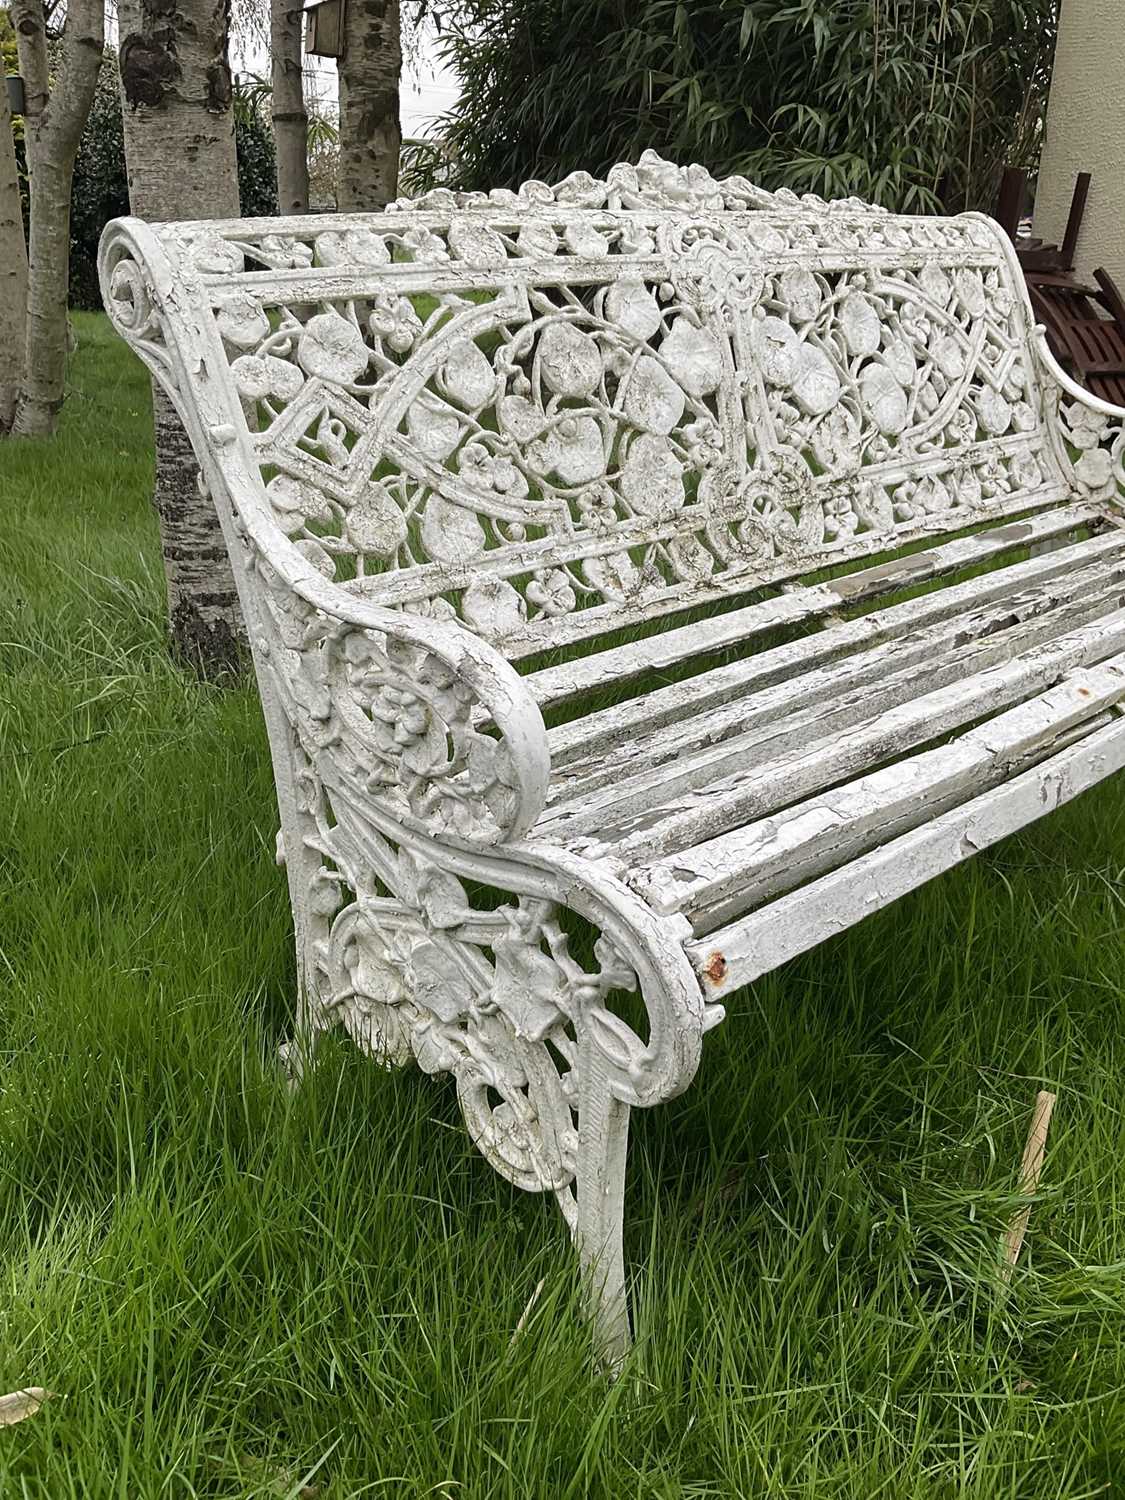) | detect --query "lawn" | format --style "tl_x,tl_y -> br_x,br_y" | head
3,313 -> 1125,1497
